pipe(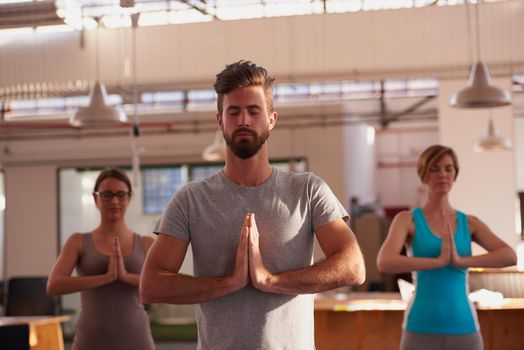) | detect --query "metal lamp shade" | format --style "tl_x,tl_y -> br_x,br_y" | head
70,82 -> 128,127
202,131 -> 226,161
450,62 -> 512,108
473,118 -> 512,152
